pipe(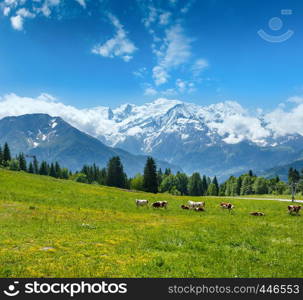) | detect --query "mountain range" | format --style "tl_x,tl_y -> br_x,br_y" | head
69,99 -> 303,179
1,98 -> 303,180
0,114 -> 180,176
